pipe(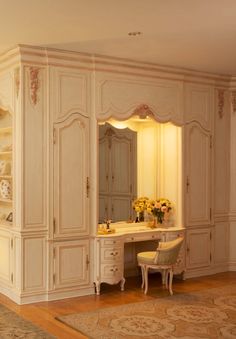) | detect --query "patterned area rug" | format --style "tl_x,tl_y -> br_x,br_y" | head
57,284 -> 236,339
0,304 -> 55,338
